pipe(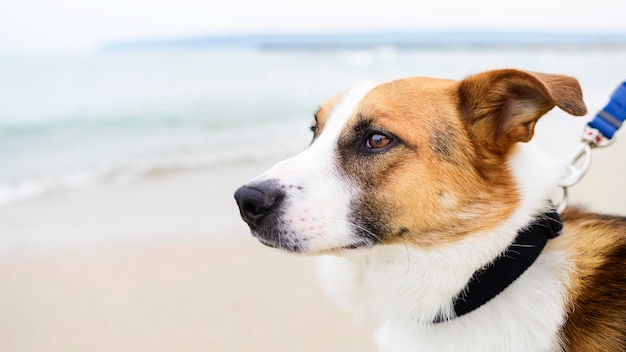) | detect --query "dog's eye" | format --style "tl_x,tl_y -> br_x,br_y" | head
310,124 -> 317,133
366,133 -> 392,150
